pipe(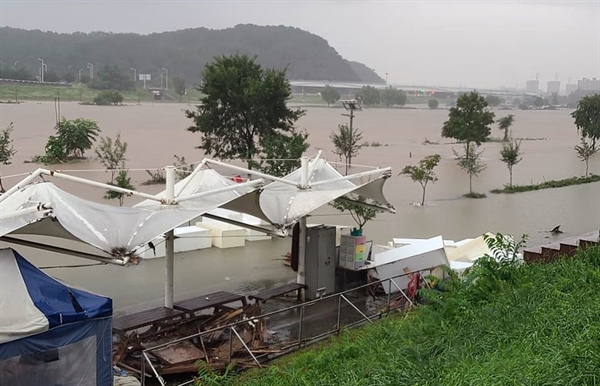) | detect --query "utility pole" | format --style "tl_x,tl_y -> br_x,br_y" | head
385,72 -> 388,85
161,68 -> 168,90
38,58 -> 45,82
87,63 -> 94,79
